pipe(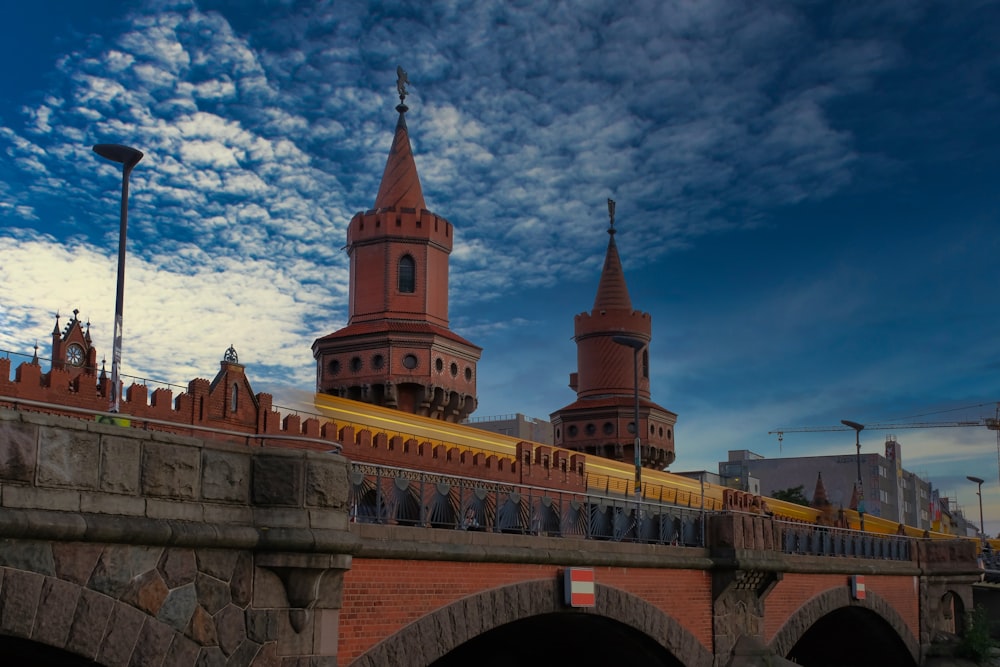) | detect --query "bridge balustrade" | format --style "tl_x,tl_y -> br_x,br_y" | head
348,463 -> 707,546
777,520 -> 912,561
